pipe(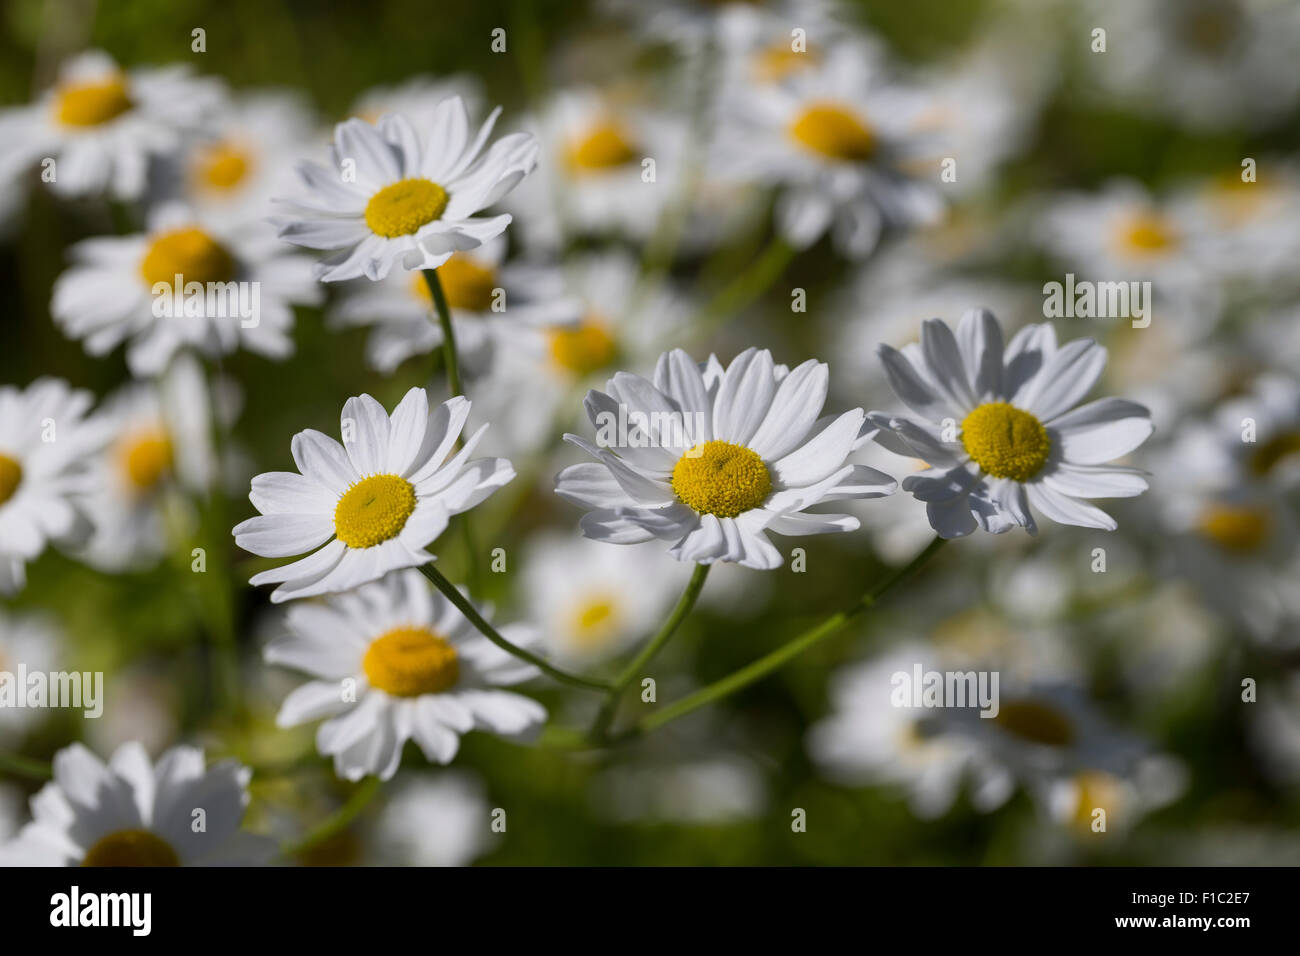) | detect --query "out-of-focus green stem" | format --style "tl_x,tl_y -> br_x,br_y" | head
0,751 -> 52,781
681,236 -> 796,347
283,776 -> 382,858
423,268 -> 462,399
